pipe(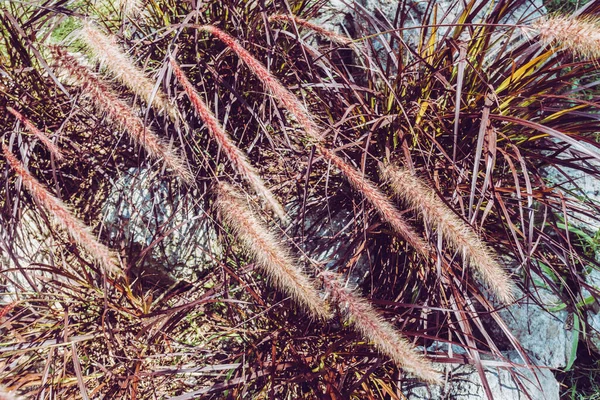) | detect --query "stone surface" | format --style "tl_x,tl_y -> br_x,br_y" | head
403,361 -> 559,400
102,167 -> 219,283
496,284 -> 574,369
542,143 -> 600,352
315,0 -> 545,48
